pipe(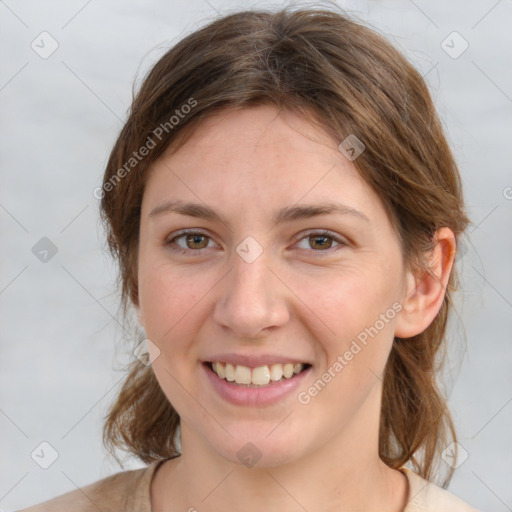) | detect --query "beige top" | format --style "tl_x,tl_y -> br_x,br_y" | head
18,460 -> 479,511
